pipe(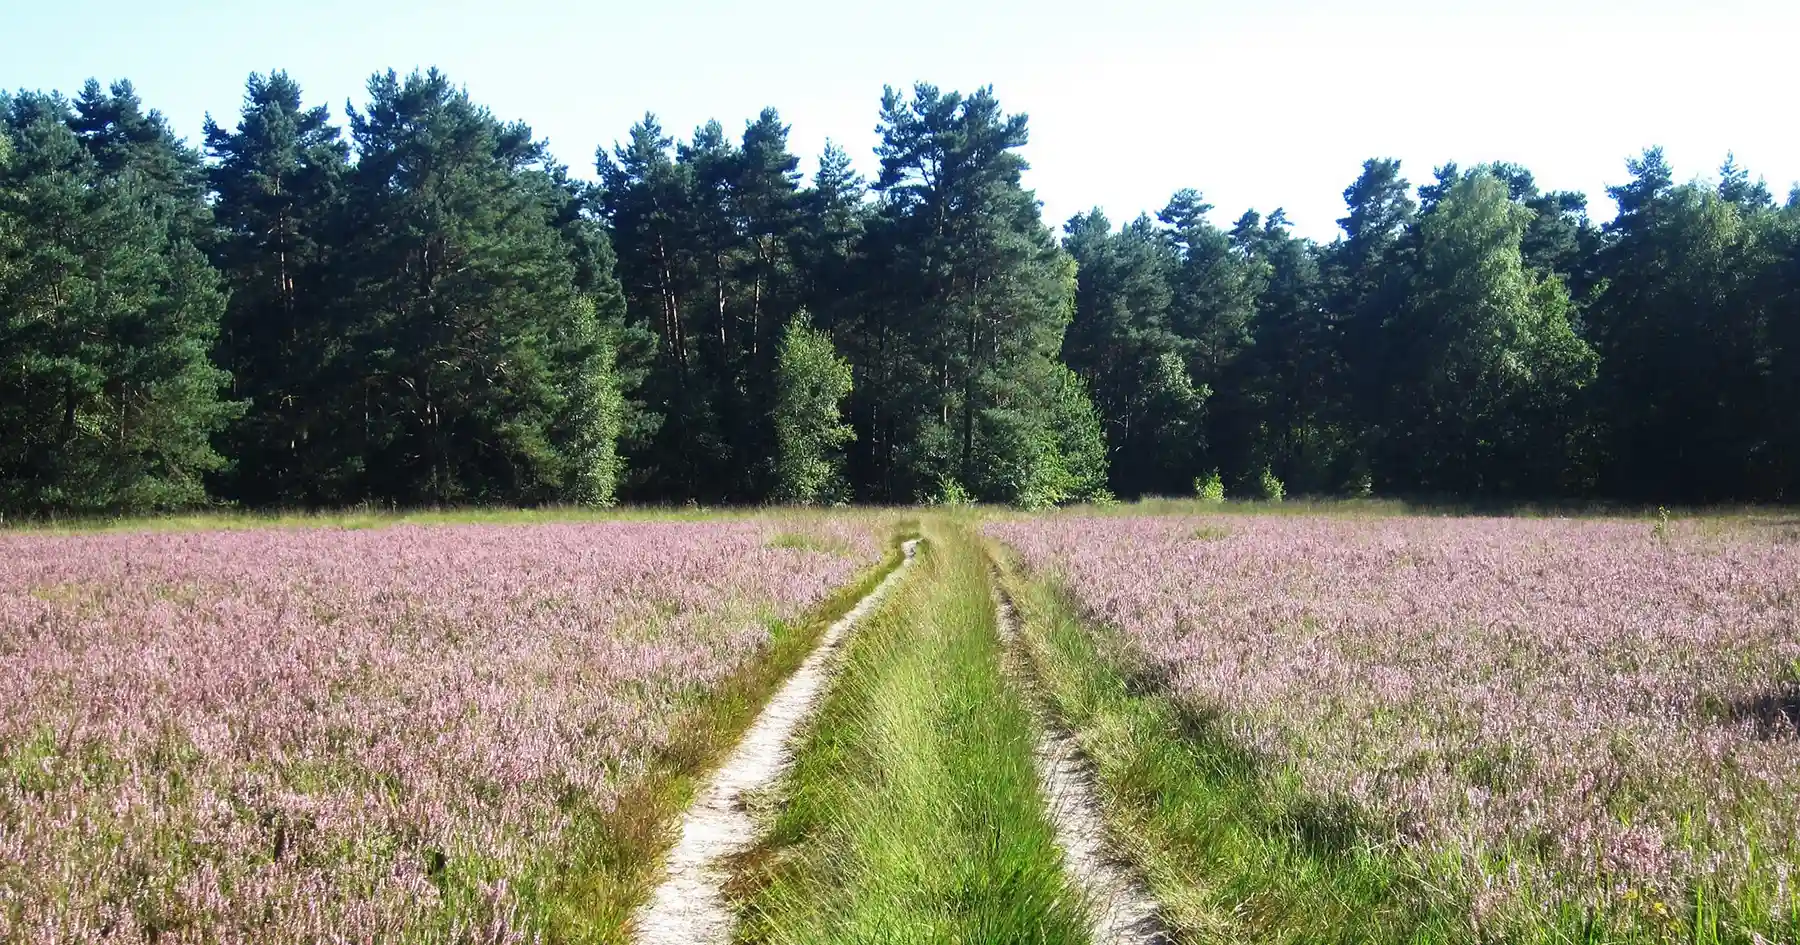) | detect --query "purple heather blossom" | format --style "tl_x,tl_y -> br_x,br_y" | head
990,514 -> 1800,934
0,519 -> 878,943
